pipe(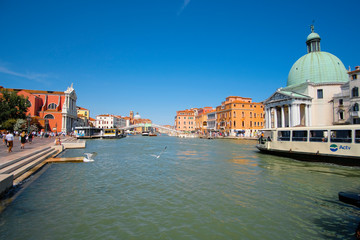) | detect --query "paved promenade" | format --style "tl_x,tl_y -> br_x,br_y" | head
0,136 -> 59,165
